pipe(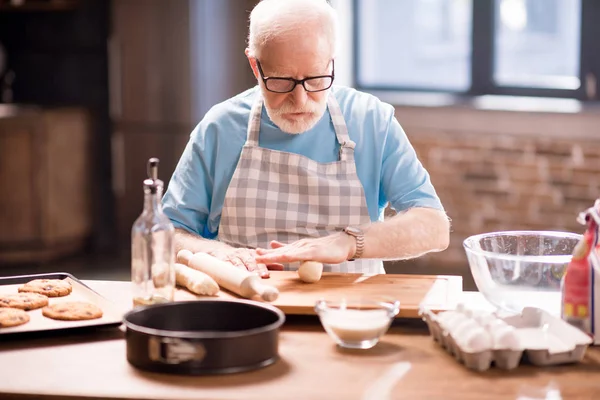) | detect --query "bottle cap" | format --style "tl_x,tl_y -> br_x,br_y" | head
144,157 -> 164,194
